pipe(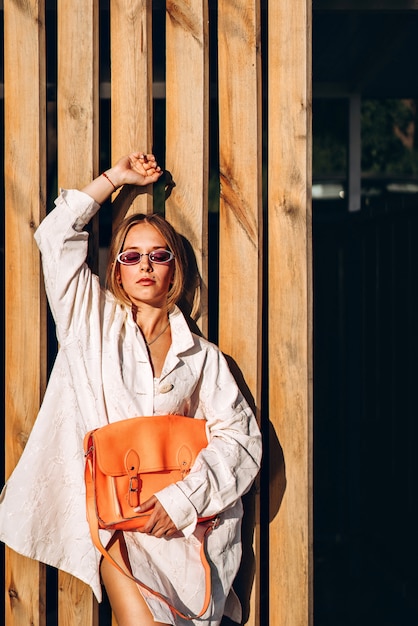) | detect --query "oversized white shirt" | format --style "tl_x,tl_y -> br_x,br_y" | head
0,189 -> 262,625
